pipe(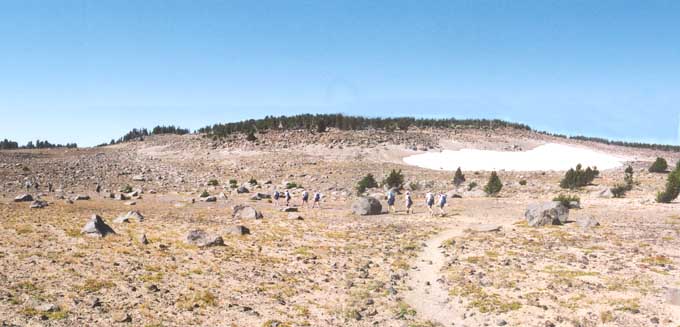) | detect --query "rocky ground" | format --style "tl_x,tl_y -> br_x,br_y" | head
0,128 -> 679,326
